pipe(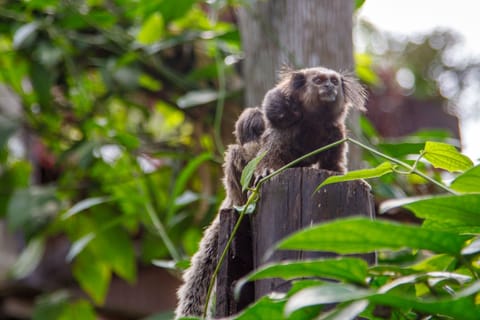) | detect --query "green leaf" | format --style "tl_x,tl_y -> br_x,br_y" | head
13,21 -> 39,49
63,196 -> 112,220
7,186 -> 59,238
239,258 -> 368,291
315,162 -> 394,192
59,300 -> 96,320
9,237 -> 45,279
318,300 -> 369,320
355,0 -> 366,10
368,282 -> 480,320
91,226 -> 136,283
285,283 -> 371,316
73,253 -> 111,305
450,164 -> 480,193
240,151 -> 266,191
66,233 -> 96,262
177,90 -> 219,108
403,194 -> 480,225
233,202 -> 257,215
285,281 -> 480,320
277,217 -> 470,255
167,152 -> 212,219
137,13 -> 164,45
32,291 -> 69,320
156,0 -> 197,22
234,296 -> 285,320
423,141 -> 473,172
461,237 -> 480,255
30,62 -> 53,109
